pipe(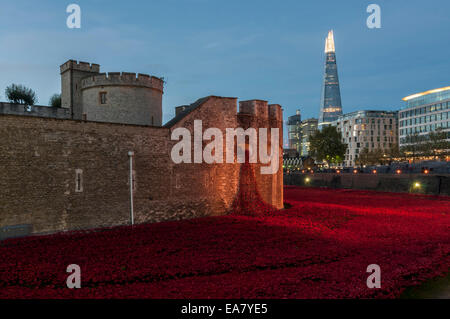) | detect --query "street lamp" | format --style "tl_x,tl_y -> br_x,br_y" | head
128,151 -> 135,225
